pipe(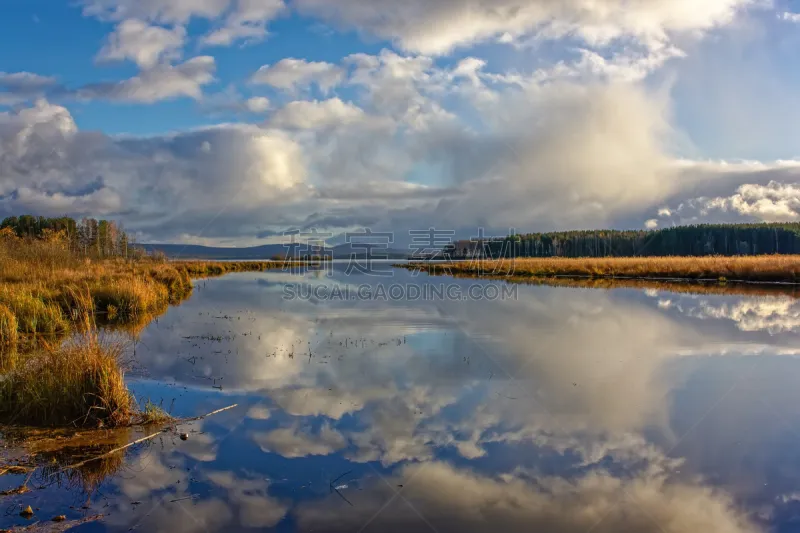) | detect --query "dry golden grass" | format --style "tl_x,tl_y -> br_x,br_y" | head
0,234 -> 283,335
0,328 -> 135,427
0,236 -> 285,427
402,255 -> 800,283
0,303 -> 17,350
